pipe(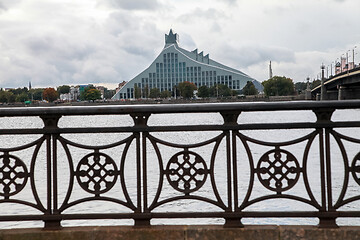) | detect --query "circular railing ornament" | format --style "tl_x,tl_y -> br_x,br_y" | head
165,151 -> 208,194
256,149 -> 300,193
351,152 -> 360,185
0,154 -> 28,197
75,152 -> 118,195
